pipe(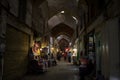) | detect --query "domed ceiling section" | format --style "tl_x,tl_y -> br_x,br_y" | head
47,0 -> 79,30
48,13 -> 77,30
51,23 -> 74,38
47,0 -> 78,18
